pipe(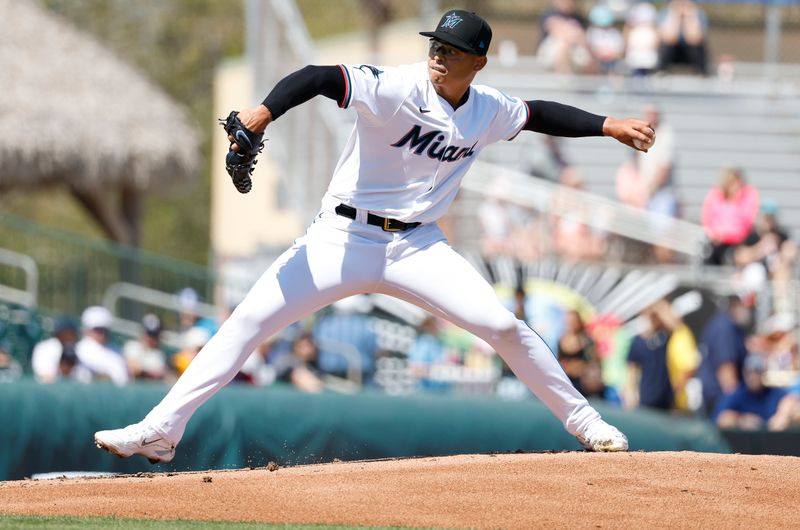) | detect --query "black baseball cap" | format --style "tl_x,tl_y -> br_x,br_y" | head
420,10 -> 492,56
